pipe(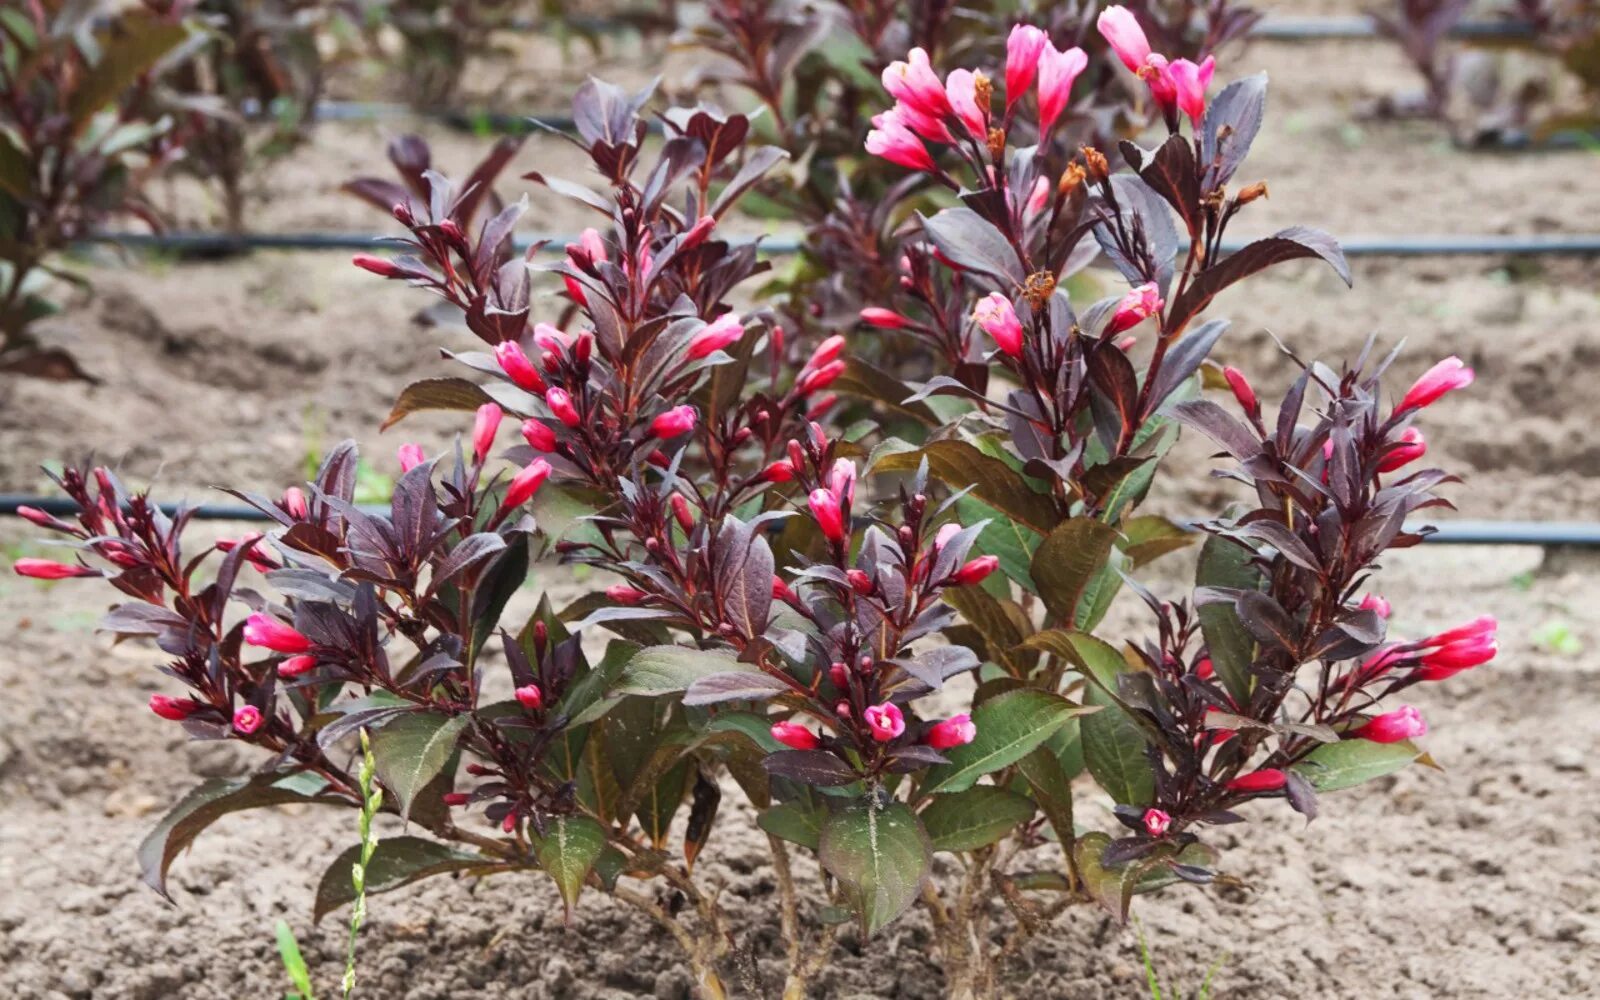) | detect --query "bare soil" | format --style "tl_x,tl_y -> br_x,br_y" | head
3,12 -> 1600,1000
